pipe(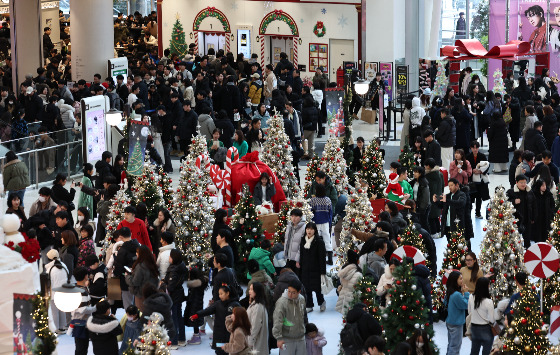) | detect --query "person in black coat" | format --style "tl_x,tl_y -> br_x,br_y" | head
487,112 -> 509,172
299,222 -> 327,311
177,101 -> 198,155
423,130 -> 442,167
352,137 -> 365,171
94,151 -> 113,189
506,175 -> 536,248
161,250 -> 187,346
532,179 -> 555,243
345,303 -> 382,341
113,229 -> 140,306
541,107 -> 558,149
402,257 -> 433,324
509,150 -> 523,188
524,121 -> 547,157
503,94 -> 522,148
451,98 -> 472,153
434,178 -> 466,237
51,173 -> 76,211
155,106 -> 174,172
301,96 -> 319,157
253,172 -> 276,205
436,110 -> 456,149
215,110 -> 235,148
142,285 -> 176,341
460,185 -> 474,245
134,75 -> 150,108
87,300 -> 123,355
211,208 -> 233,253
